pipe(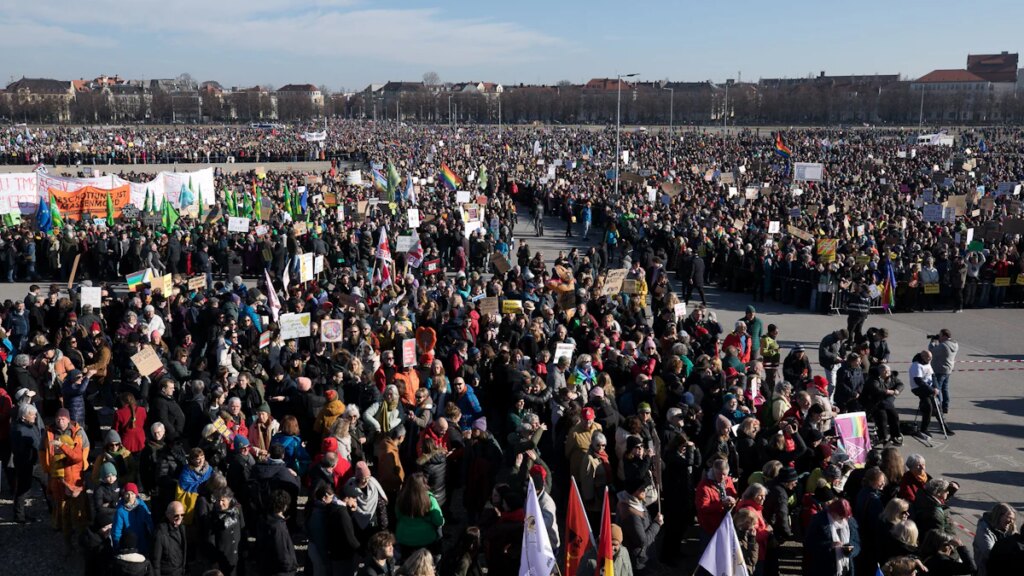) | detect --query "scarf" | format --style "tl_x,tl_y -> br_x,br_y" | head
595,449 -> 613,487
829,517 -> 852,573
348,477 -> 386,529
